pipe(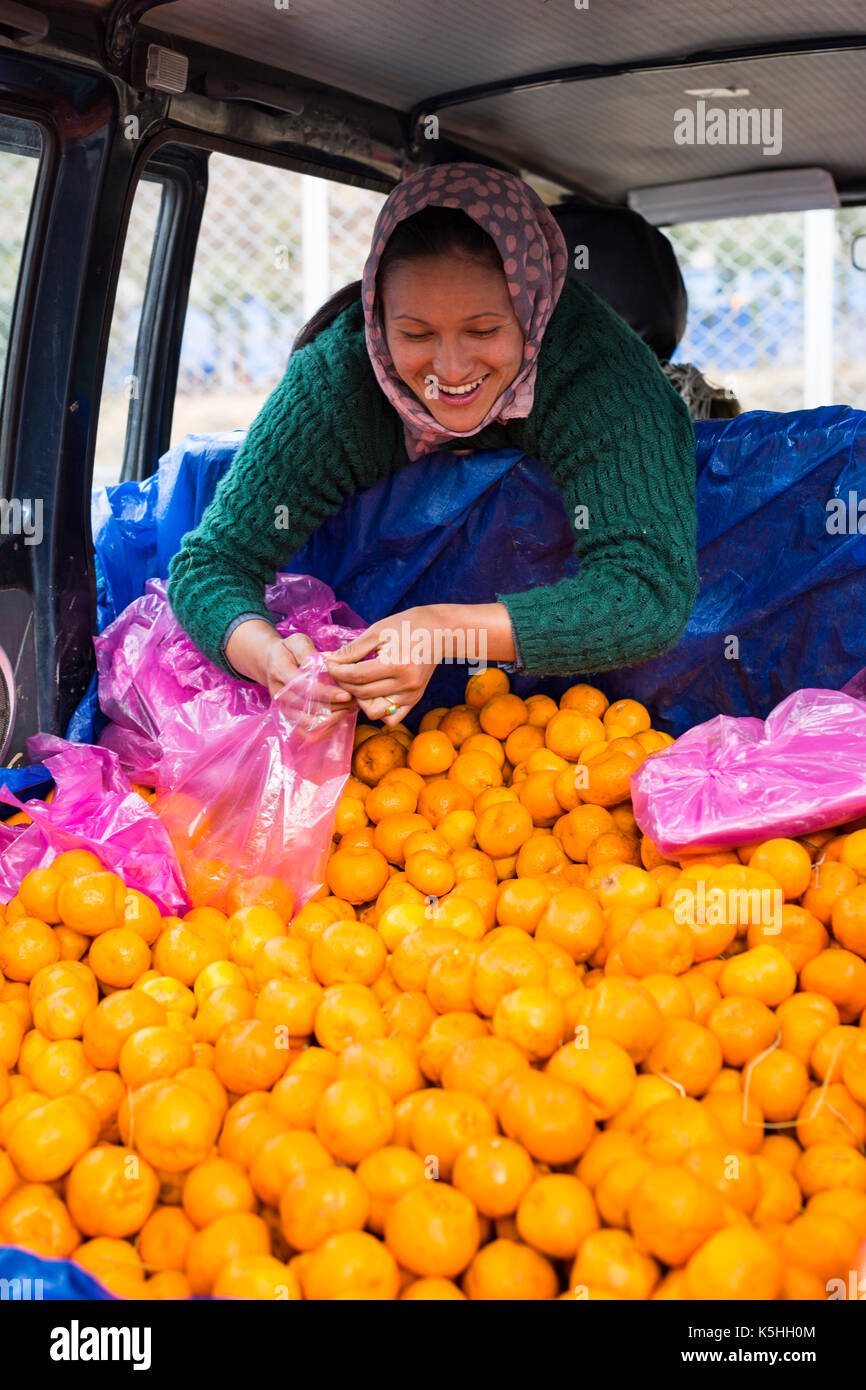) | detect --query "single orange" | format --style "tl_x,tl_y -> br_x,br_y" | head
744,1046 -> 810,1122
325,844 -> 390,905
18,865 -> 65,924
313,982 -> 386,1053
66,1144 -> 159,1238
0,1183 -> 80,1258
449,749 -> 503,799
186,1211 -> 271,1295
683,1227 -> 783,1299
6,1093 -> 99,1182
418,707 -> 447,731
746,838 -> 812,900
311,919 -> 386,987
800,948 -> 866,1022
796,1083 -> 866,1149
314,1076 -> 394,1164
560,684 -> 609,718
364,780 -> 418,824
504,724 -> 545,766
181,1156 -> 256,1228
802,861 -> 859,925
628,1164 -> 725,1266
138,1205 -> 196,1272
545,709 -> 605,760
351,733 -> 407,787
280,1165 -> 369,1251
633,1096 -> 724,1163
355,1145 -> 427,1235
436,705 -> 482,749
384,1182 -> 480,1278
213,1018 -> 287,1094
452,1135 -> 535,1218
646,1019 -> 723,1096
465,668 -> 510,709
418,778 -> 474,827
57,872 -> 127,937
830,885 -> 866,956
580,740 -> 645,807
479,694 -> 528,740
473,801 -> 533,859
569,1228 -> 659,1300
603,699 -> 651,736
497,1070 -> 594,1165
120,1078 -> 221,1172
407,730 -> 456,776
546,1036 -> 636,1121
462,1238 -> 558,1301
400,1278 -> 466,1300
572,977 -> 663,1064
0,917 -> 61,982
